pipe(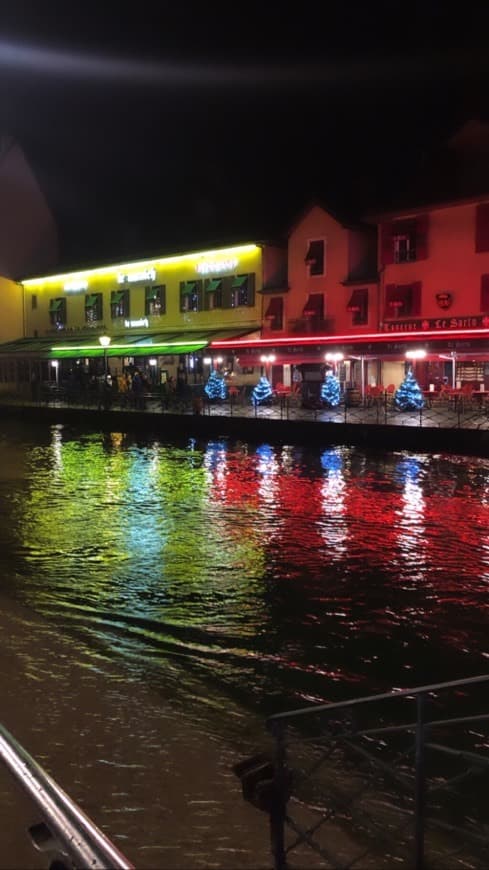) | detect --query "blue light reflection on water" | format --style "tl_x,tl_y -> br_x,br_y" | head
1,421 -> 489,717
